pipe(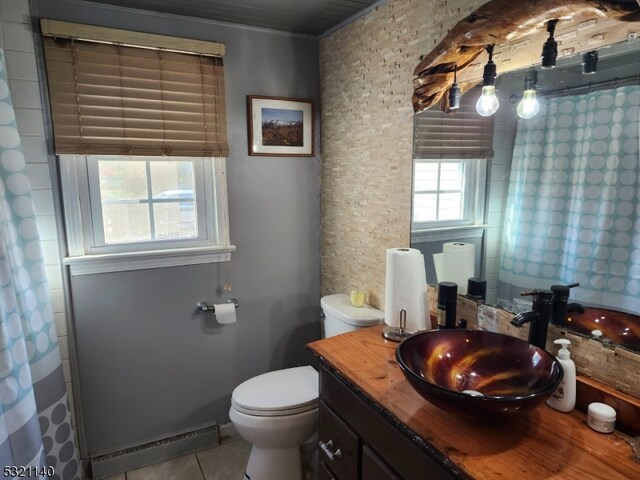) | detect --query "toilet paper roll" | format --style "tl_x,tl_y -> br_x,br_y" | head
433,242 -> 475,295
215,303 -> 237,324
384,248 -> 429,331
